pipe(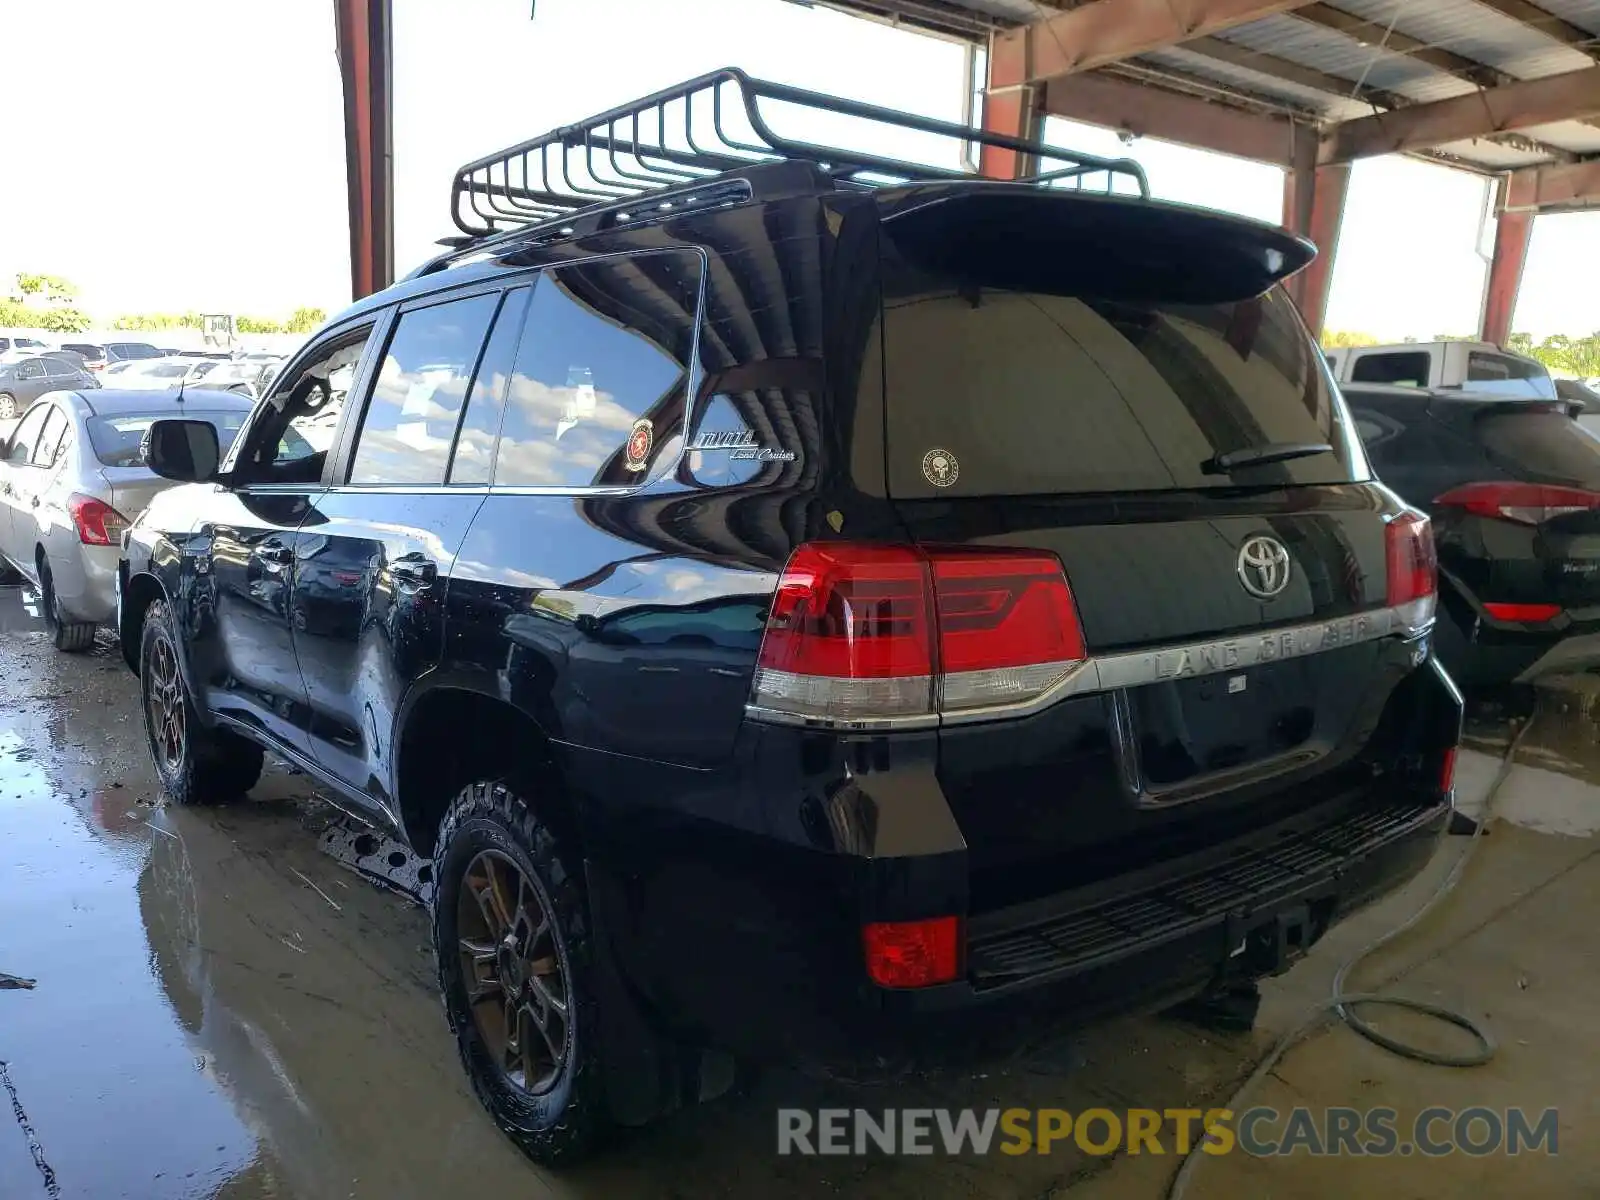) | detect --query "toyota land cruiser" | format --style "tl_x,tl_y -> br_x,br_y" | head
119,69 -> 1462,1164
